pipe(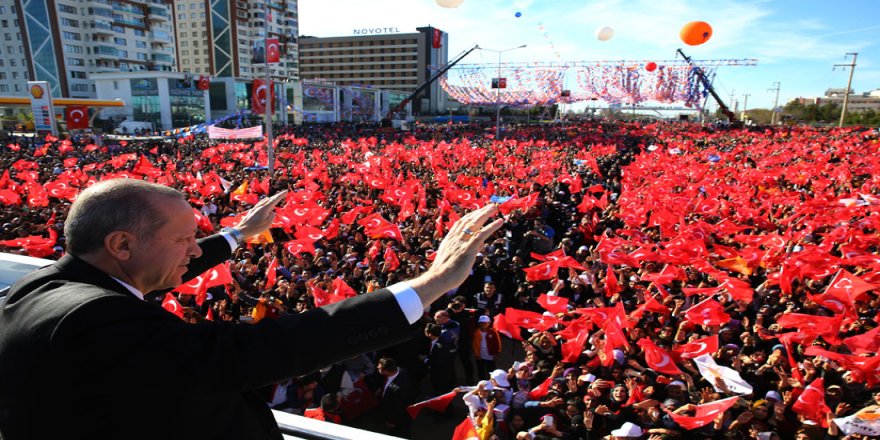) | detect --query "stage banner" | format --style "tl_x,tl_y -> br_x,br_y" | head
207,125 -> 263,139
